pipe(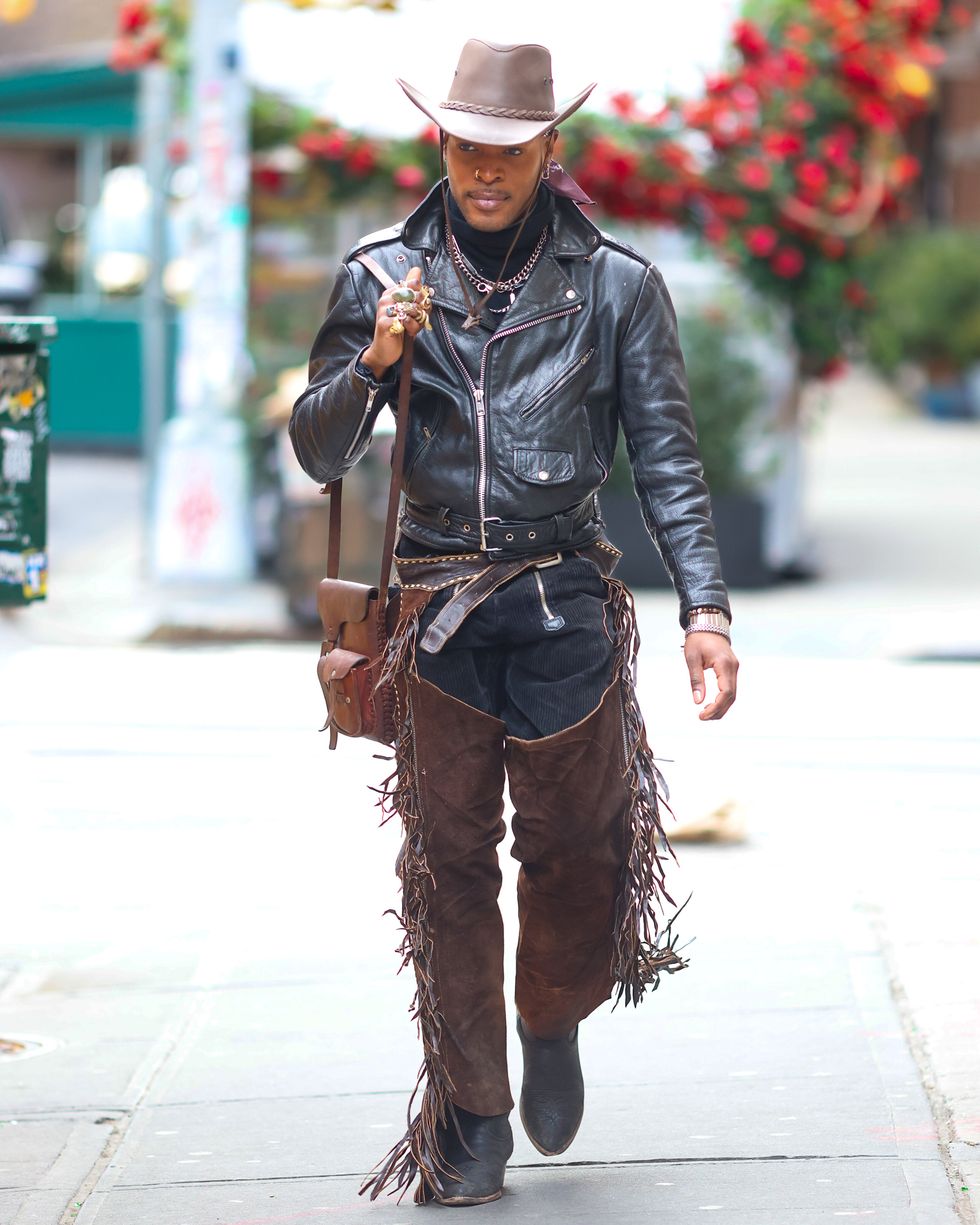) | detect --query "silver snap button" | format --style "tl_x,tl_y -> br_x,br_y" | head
528,531 -> 537,539
396,253 -> 407,262
564,289 -> 576,300
505,533 -> 514,541
537,470 -> 550,481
